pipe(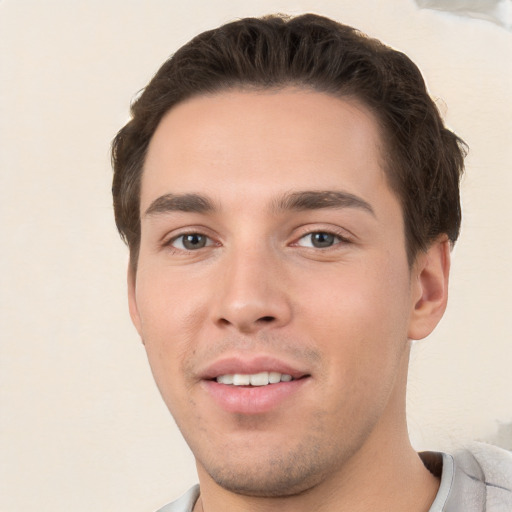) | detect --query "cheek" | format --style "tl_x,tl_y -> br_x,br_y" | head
136,265 -> 208,337
134,272 -> 208,396
295,257 -> 411,375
